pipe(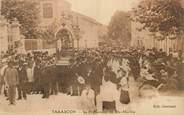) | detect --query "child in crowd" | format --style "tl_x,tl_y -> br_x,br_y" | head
80,84 -> 96,113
